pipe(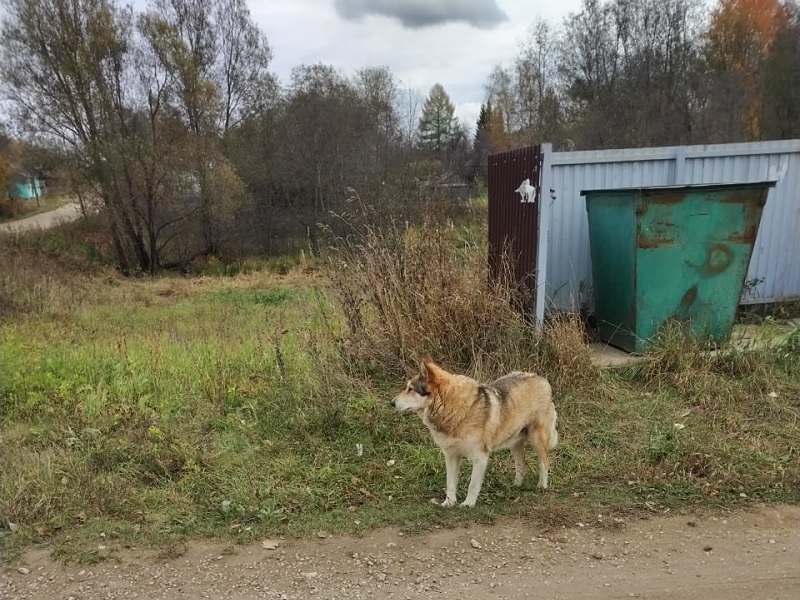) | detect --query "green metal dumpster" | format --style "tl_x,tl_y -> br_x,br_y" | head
582,182 -> 774,353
